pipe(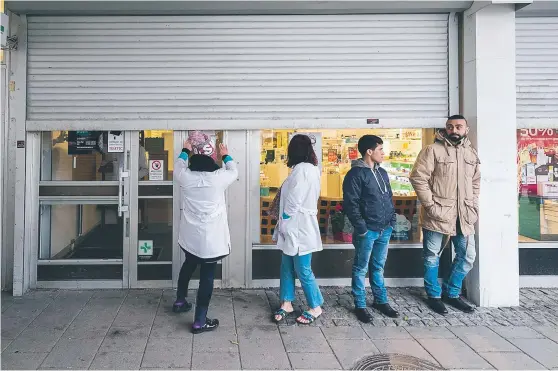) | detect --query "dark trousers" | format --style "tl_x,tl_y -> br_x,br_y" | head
176,250 -> 217,308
